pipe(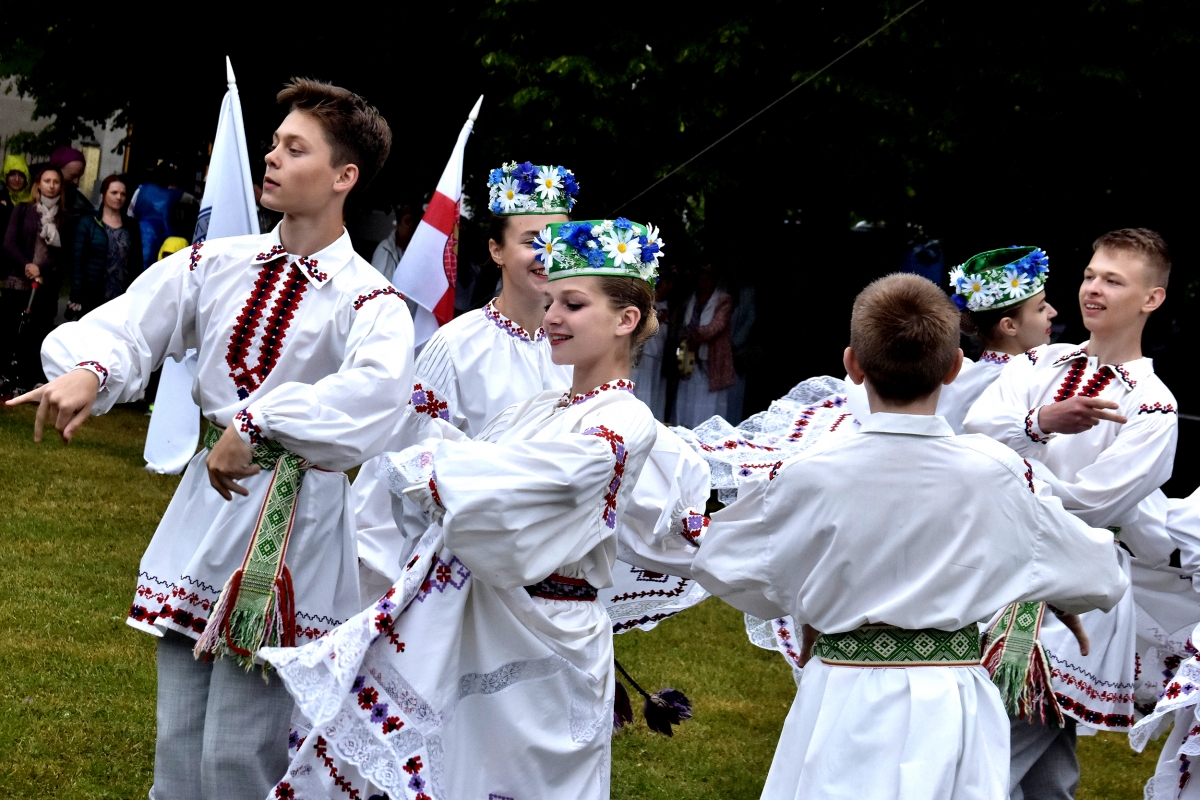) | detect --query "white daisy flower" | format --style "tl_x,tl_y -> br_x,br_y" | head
496,176 -> 526,213
601,228 -> 642,266
532,228 -> 566,269
1003,268 -> 1030,294
948,266 -> 965,290
535,166 -> 563,203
